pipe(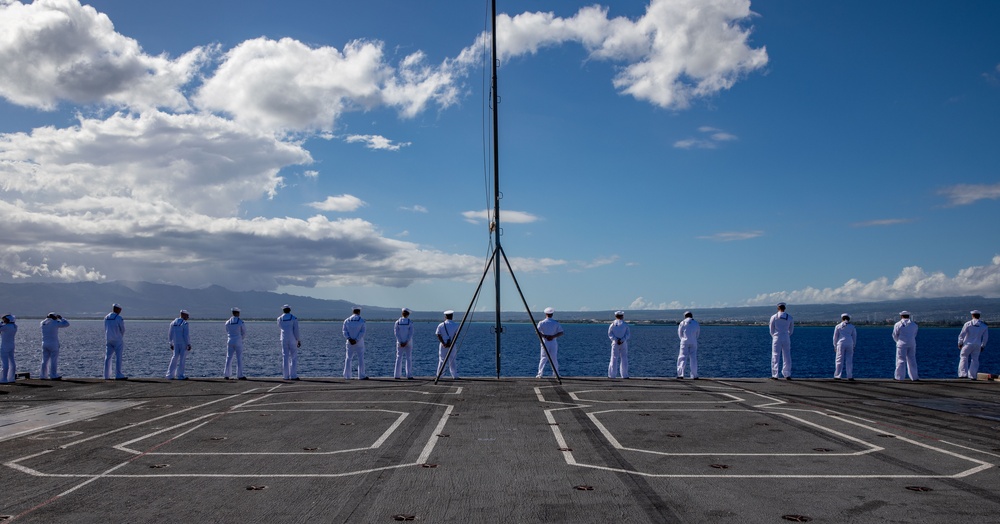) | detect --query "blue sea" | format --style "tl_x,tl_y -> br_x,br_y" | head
3,320 -> 991,379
